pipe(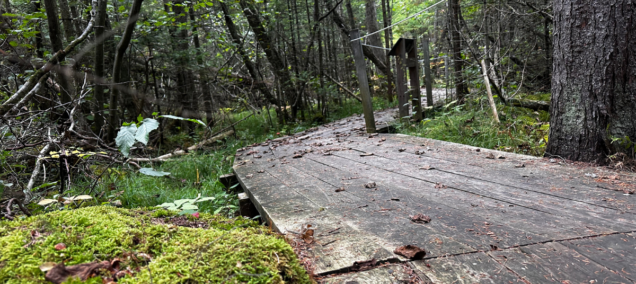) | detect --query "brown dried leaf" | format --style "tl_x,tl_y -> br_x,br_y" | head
514,164 -> 525,168
364,182 -> 377,188
335,187 -> 346,192
434,182 -> 447,189
360,152 -> 374,157
485,153 -> 495,159
410,213 -> 432,224
419,165 -> 434,170
44,259 -> 121,284
293,154 -> 303,159
394,245 -> 426,260
398,148 -> 406,152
